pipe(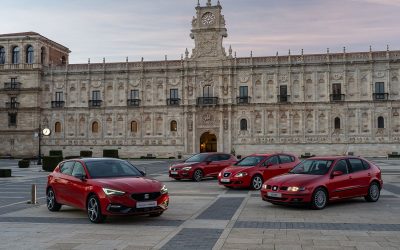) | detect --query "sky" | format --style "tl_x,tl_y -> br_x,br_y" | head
1,0 -> 400,63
